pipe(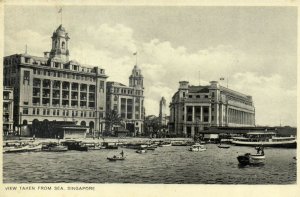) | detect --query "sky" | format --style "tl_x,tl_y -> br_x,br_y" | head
3,6 -> 297,127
